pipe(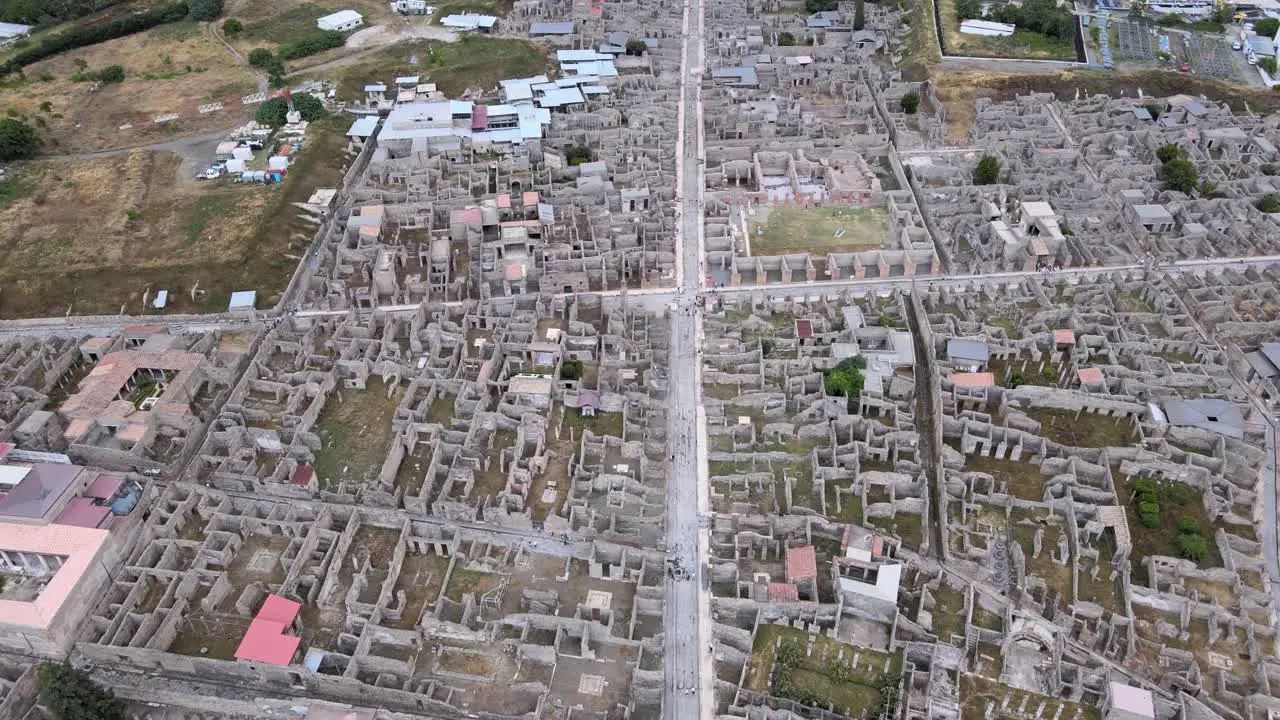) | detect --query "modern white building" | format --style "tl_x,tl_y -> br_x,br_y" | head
0,22 -> 32,46
316,10 -> 364,31
959,19 -> 1016,36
